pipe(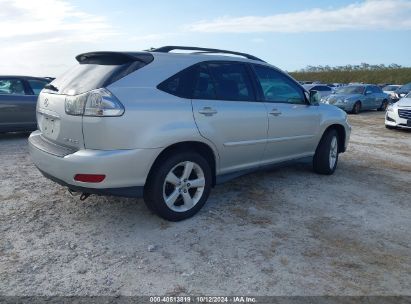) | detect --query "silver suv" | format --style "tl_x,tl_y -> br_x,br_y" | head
29,46 -> 351,221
